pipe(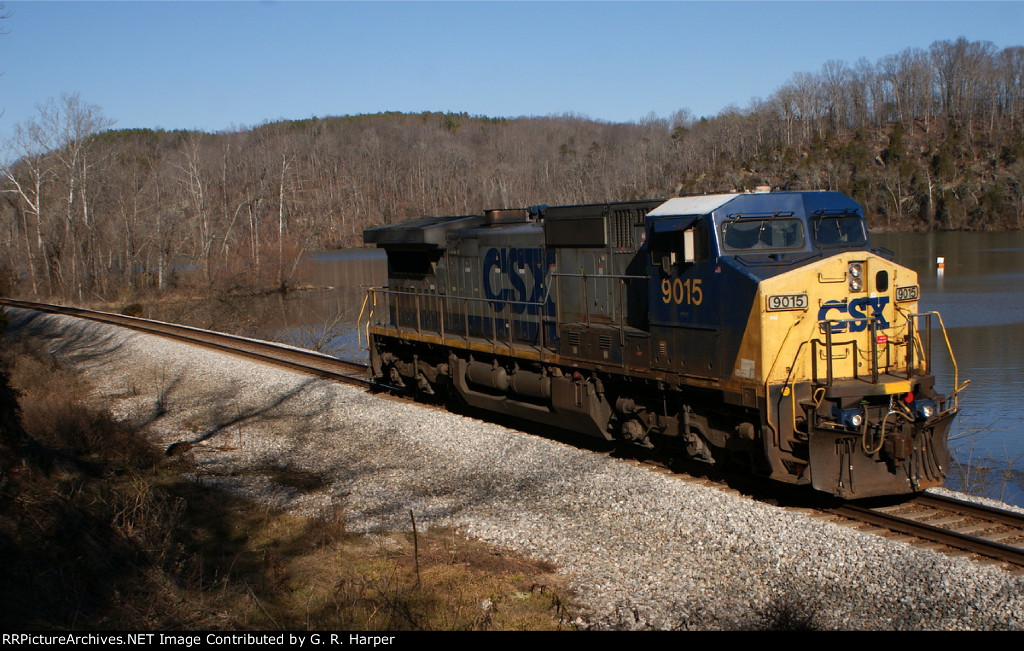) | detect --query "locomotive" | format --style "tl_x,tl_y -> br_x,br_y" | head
360,191 -> 965,498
